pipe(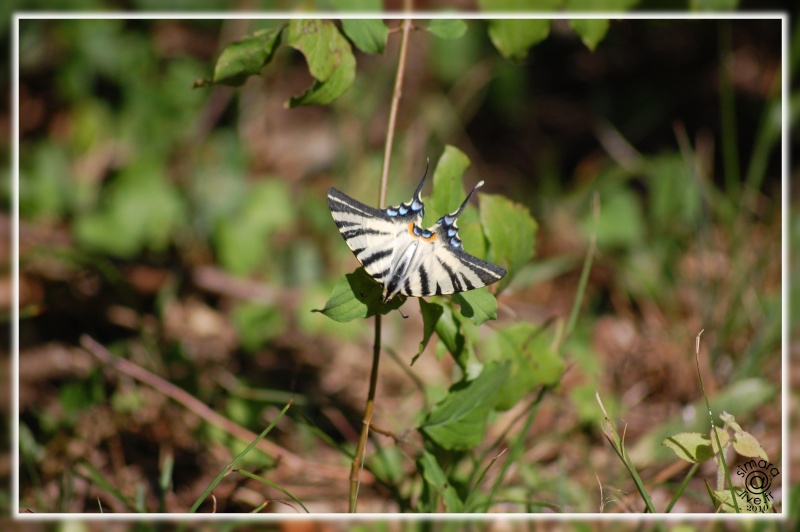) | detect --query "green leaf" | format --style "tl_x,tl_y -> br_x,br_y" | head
418,450 -> 464,512
424,145 -> 472,228
484,17 -> 552,60
479,193 -> 537,291
416,299 -> 444,364
568,19 -> 609,51
479,323 -> 563,410
285,19 -> 356,107
211,28 -> 284,86
662,432 -> 715,464
732,431 -> 769,460
451,289 -> 497,326
420,362 -> 511,450
340,19 -> 388,54
314,267 -> 405,322
425,19 -> 467,40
